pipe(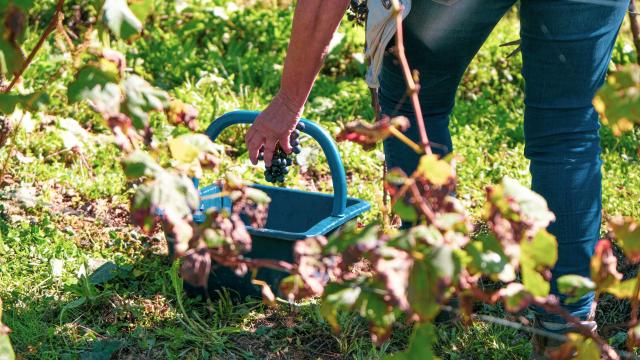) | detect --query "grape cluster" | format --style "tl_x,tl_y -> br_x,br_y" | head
347,0 -> 367,25
259,122 -> 305,183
